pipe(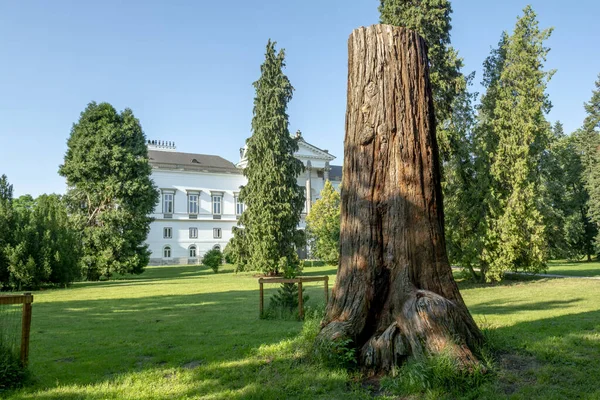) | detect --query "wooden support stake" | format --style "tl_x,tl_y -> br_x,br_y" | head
298,281 -> 304,319
259,280 -> 264,318
324,276 -> 329,303
20,292 -> 32,366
